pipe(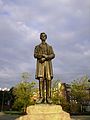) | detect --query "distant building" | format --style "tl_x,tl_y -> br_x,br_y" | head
0,88 -> 11,111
